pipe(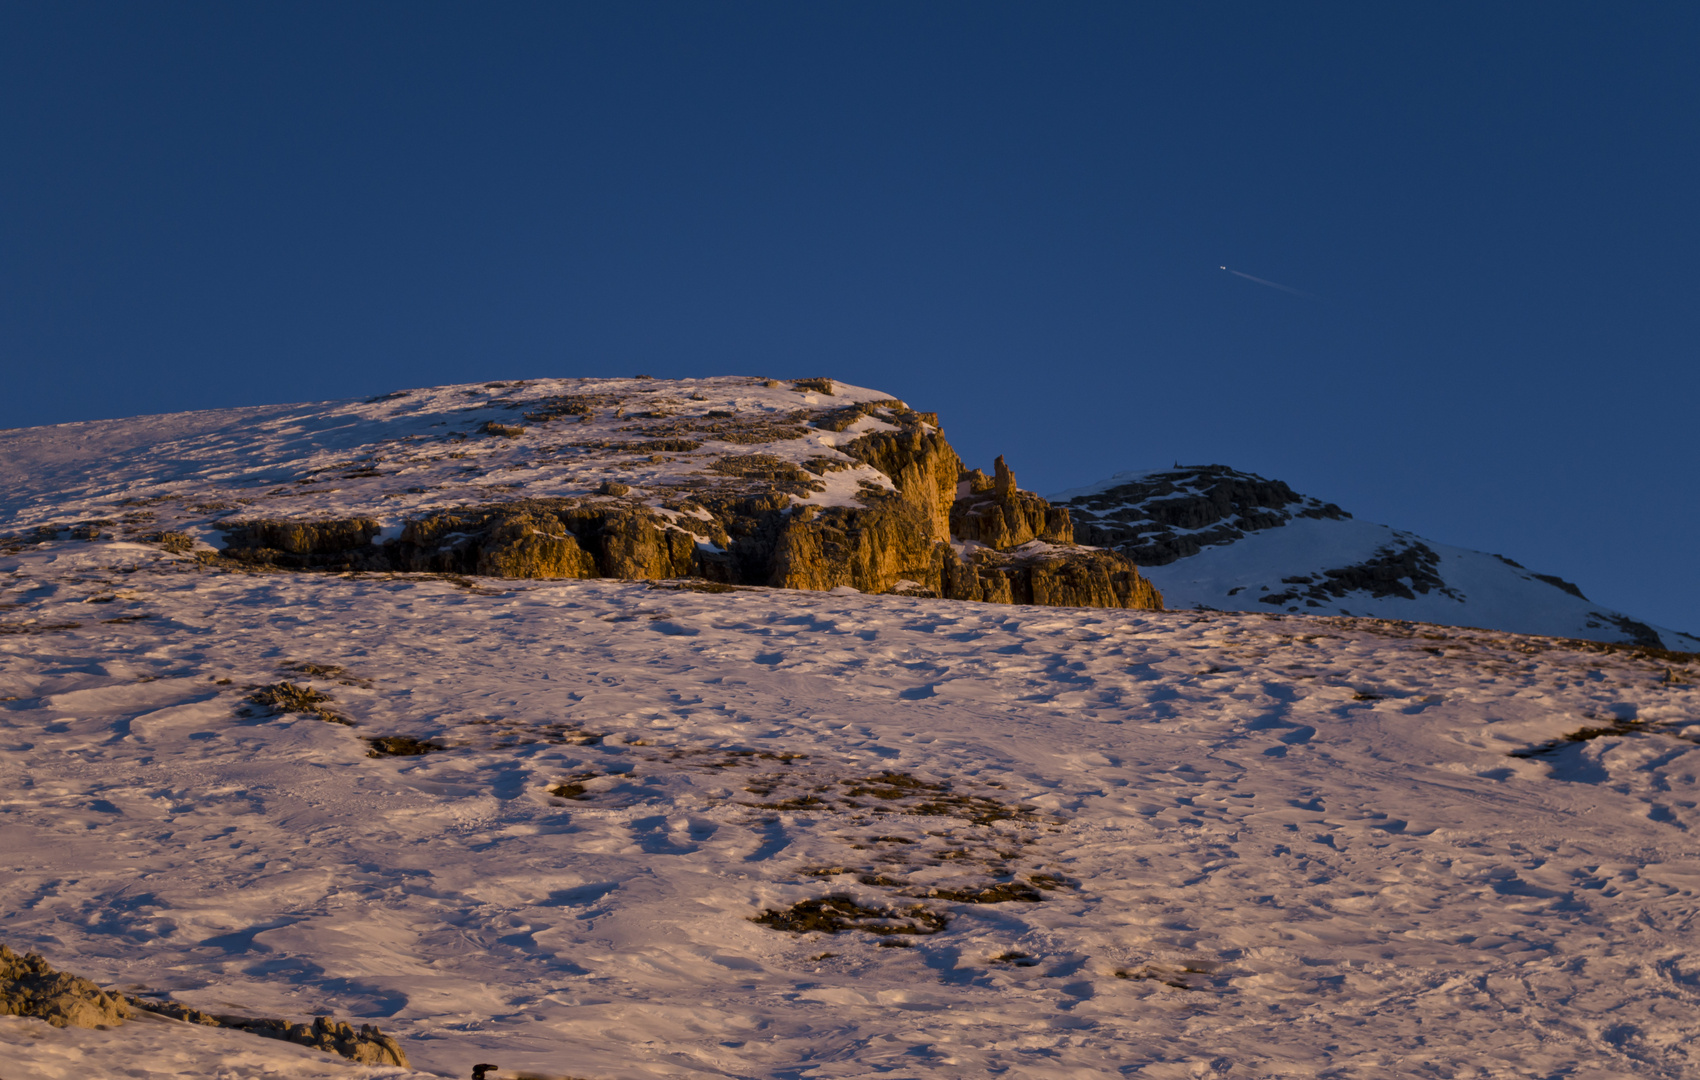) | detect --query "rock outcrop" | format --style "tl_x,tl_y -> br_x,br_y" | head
0,942 -> 409,1066
1054,464 -> 1348,566
0,944 -> 130,1029
1256,540 -> 1461,607
199,377 -> 1162,611
129,997 -> 409,1067
945,543 -> 1164,610
951,457 -> 1072,549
